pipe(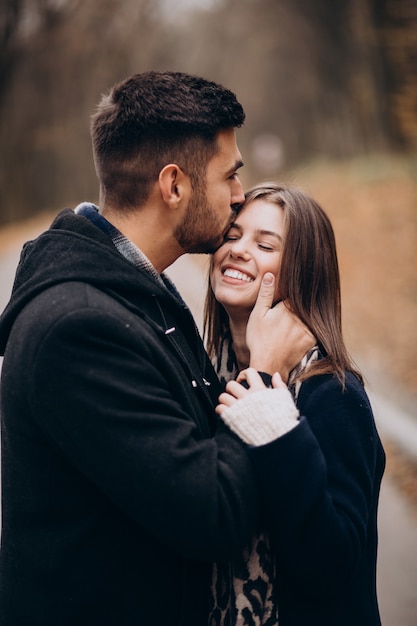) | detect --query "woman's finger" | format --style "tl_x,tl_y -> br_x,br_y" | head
224,379 -> 249,399
217,390 -> 239,406
236,367 -> 266,390
271,371 -> 288,390
215,402 -> 230,415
